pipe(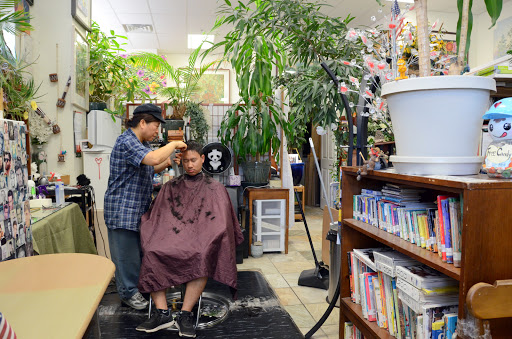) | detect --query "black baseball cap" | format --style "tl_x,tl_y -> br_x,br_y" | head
133,104 -> 166,124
